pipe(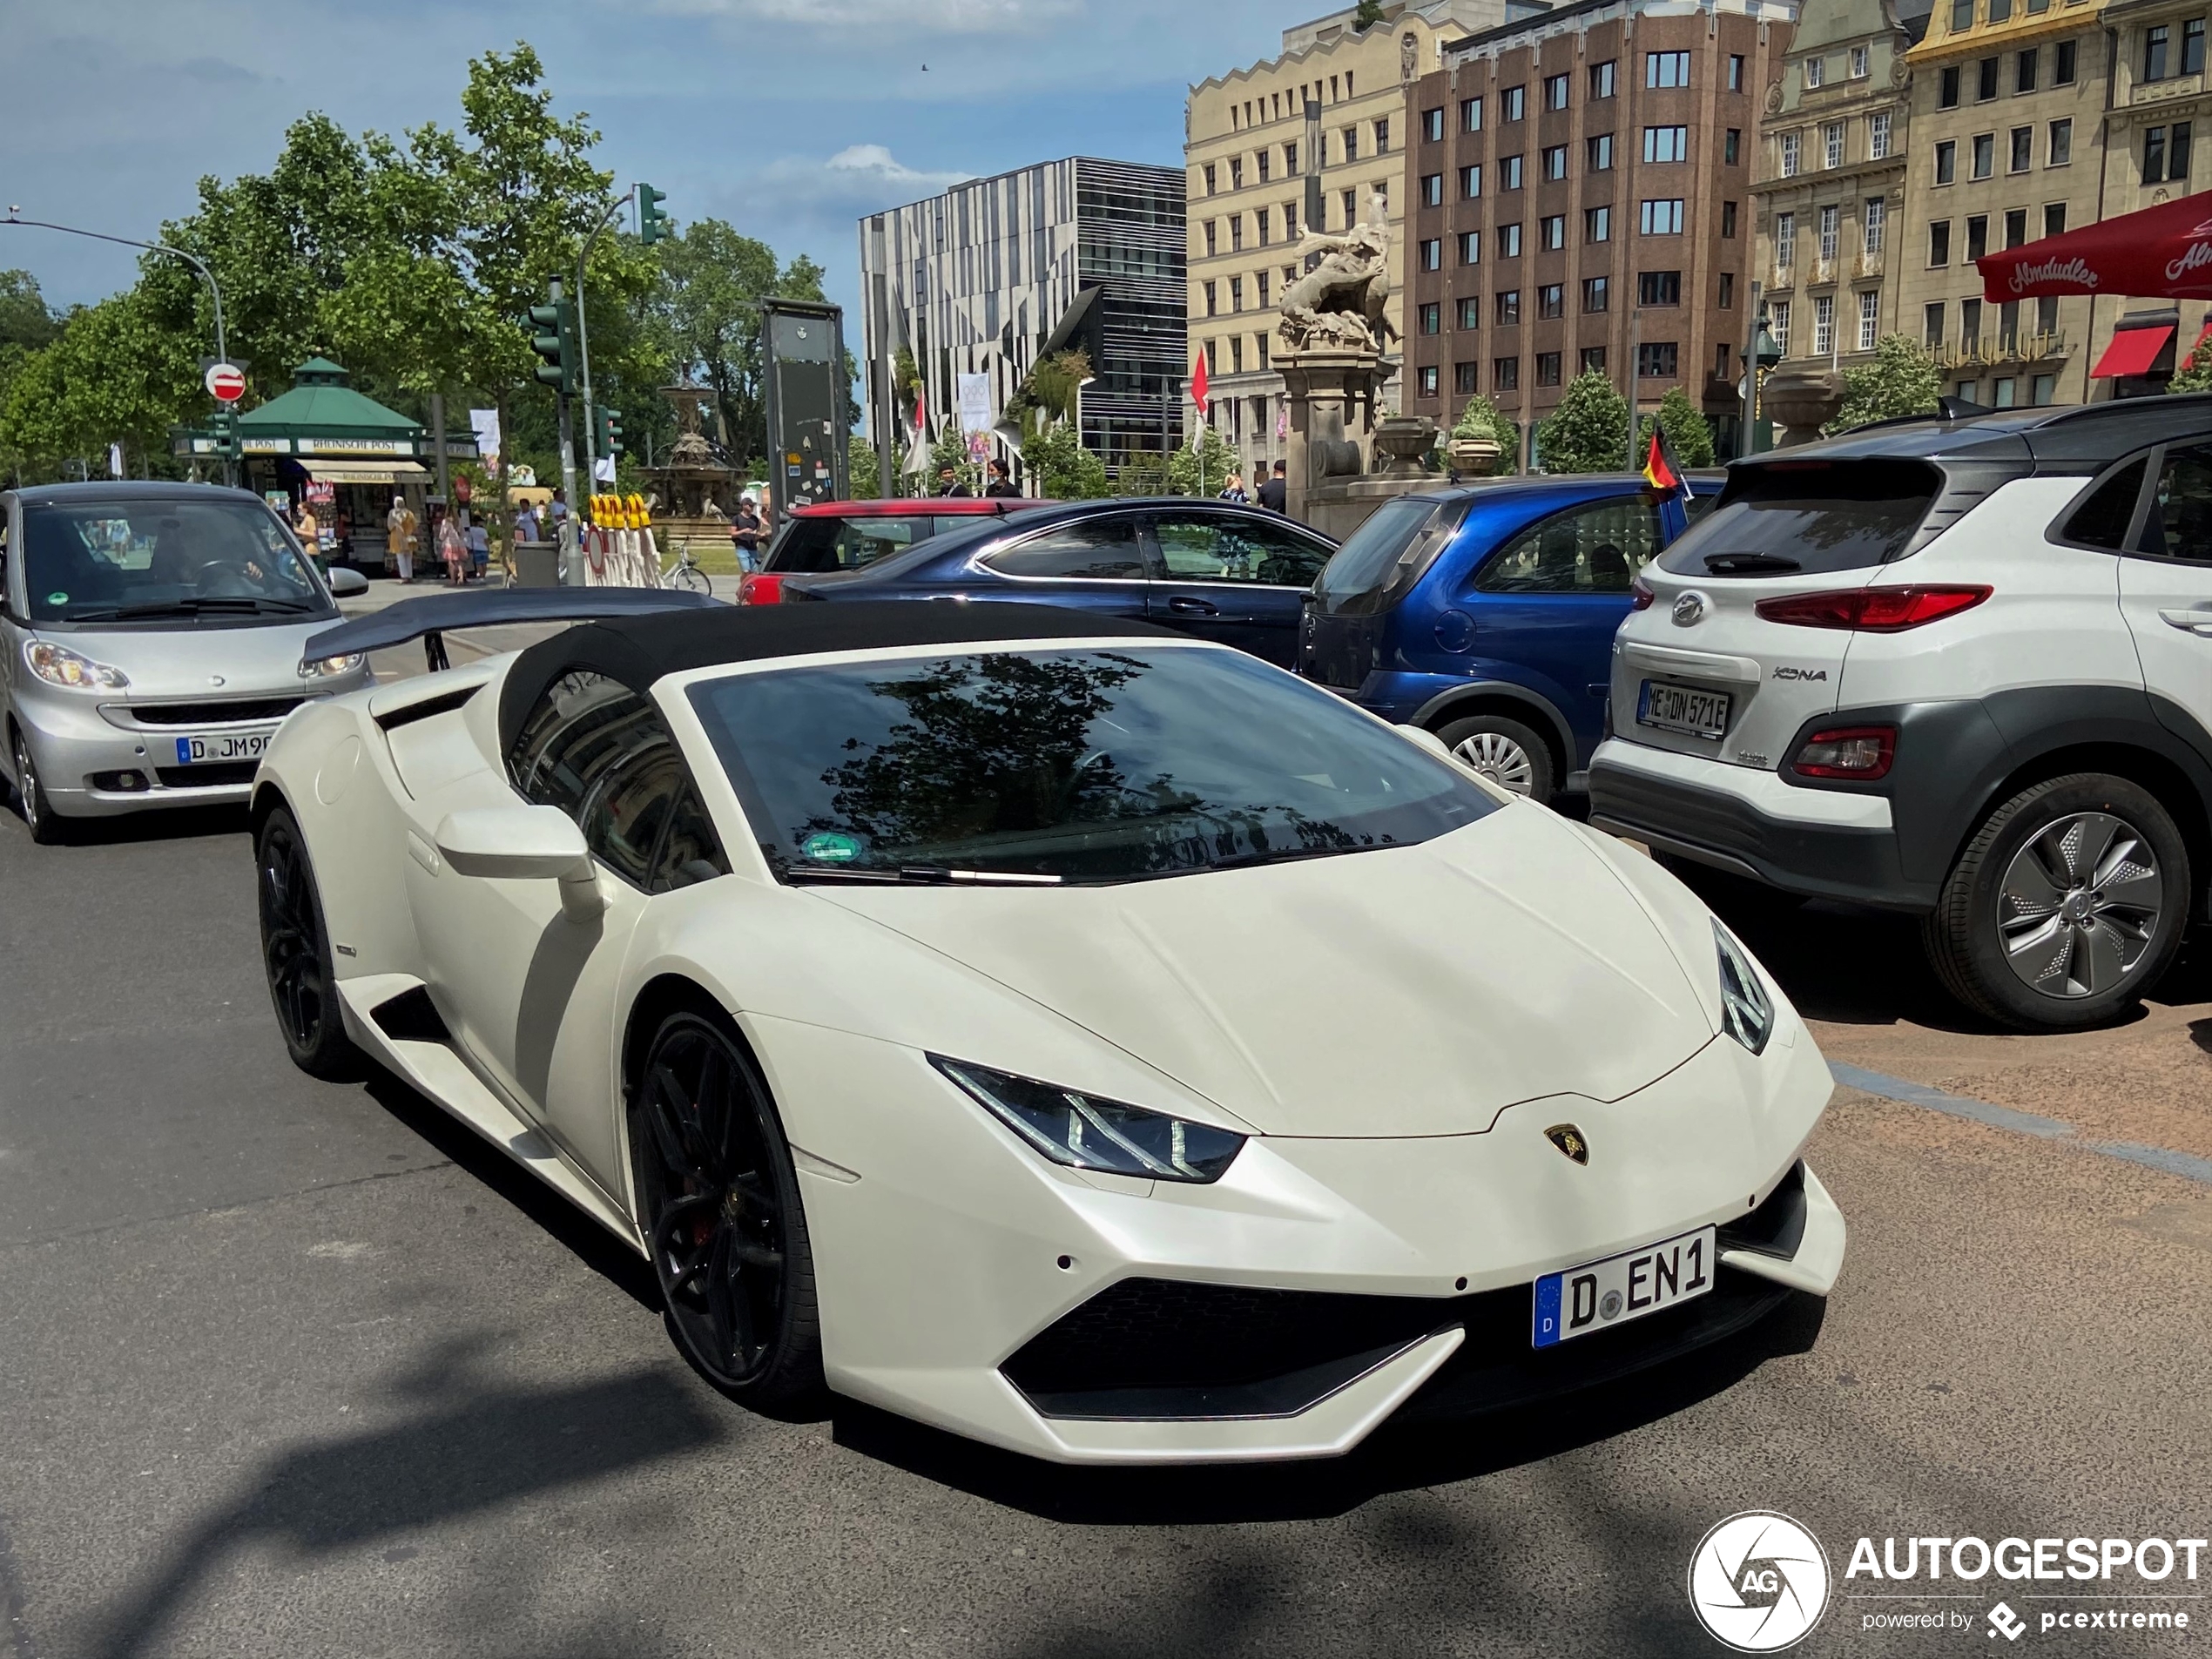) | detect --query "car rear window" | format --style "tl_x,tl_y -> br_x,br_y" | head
1658,459 -> 1942,577
765,515 -> 956,574
1311,497 -> 1468,617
